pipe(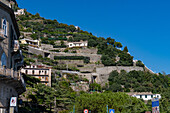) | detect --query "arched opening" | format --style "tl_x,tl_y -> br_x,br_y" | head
2,18 -> 7,36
